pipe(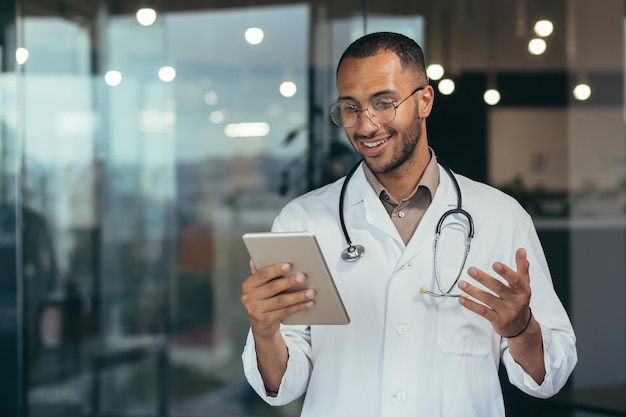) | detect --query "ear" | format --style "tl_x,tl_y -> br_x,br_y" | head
419,85 -> 435,118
